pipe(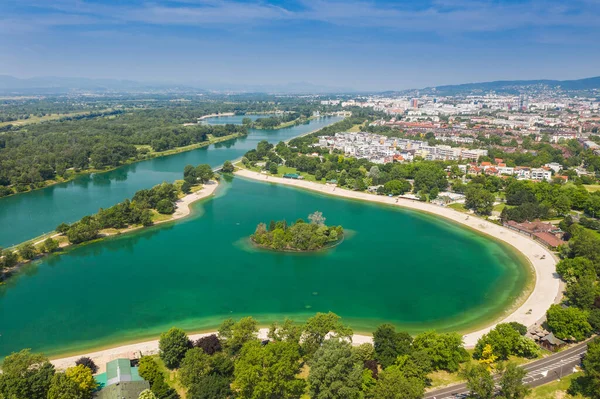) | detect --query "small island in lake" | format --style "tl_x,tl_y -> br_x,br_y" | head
251,212 -> 344,251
